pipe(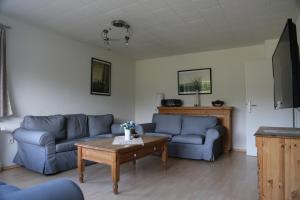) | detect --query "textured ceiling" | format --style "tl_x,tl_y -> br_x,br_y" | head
0,0 -> 299,59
